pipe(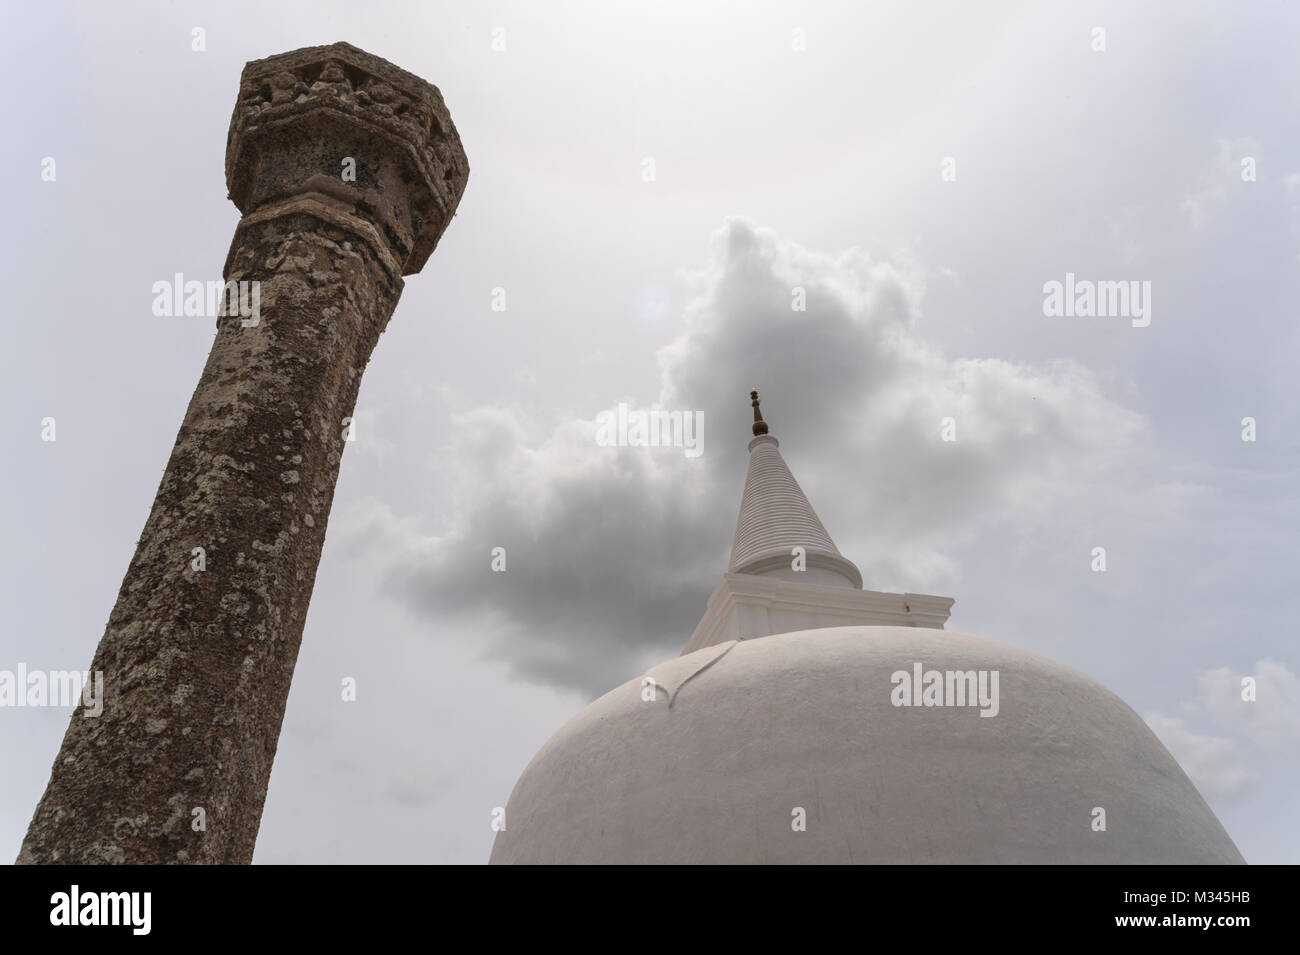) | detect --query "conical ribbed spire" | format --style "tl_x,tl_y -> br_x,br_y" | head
684,389 -> 951,652
728,391 -> 862,589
